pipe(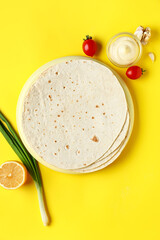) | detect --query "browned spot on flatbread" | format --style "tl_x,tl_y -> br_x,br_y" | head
91,135 -> 99,142
48,95 -> 53,101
